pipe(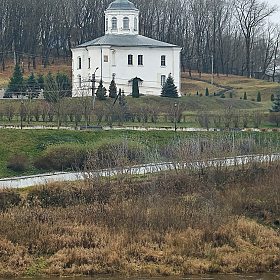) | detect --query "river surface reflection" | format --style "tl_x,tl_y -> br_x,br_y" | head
8,274 -> 280,280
